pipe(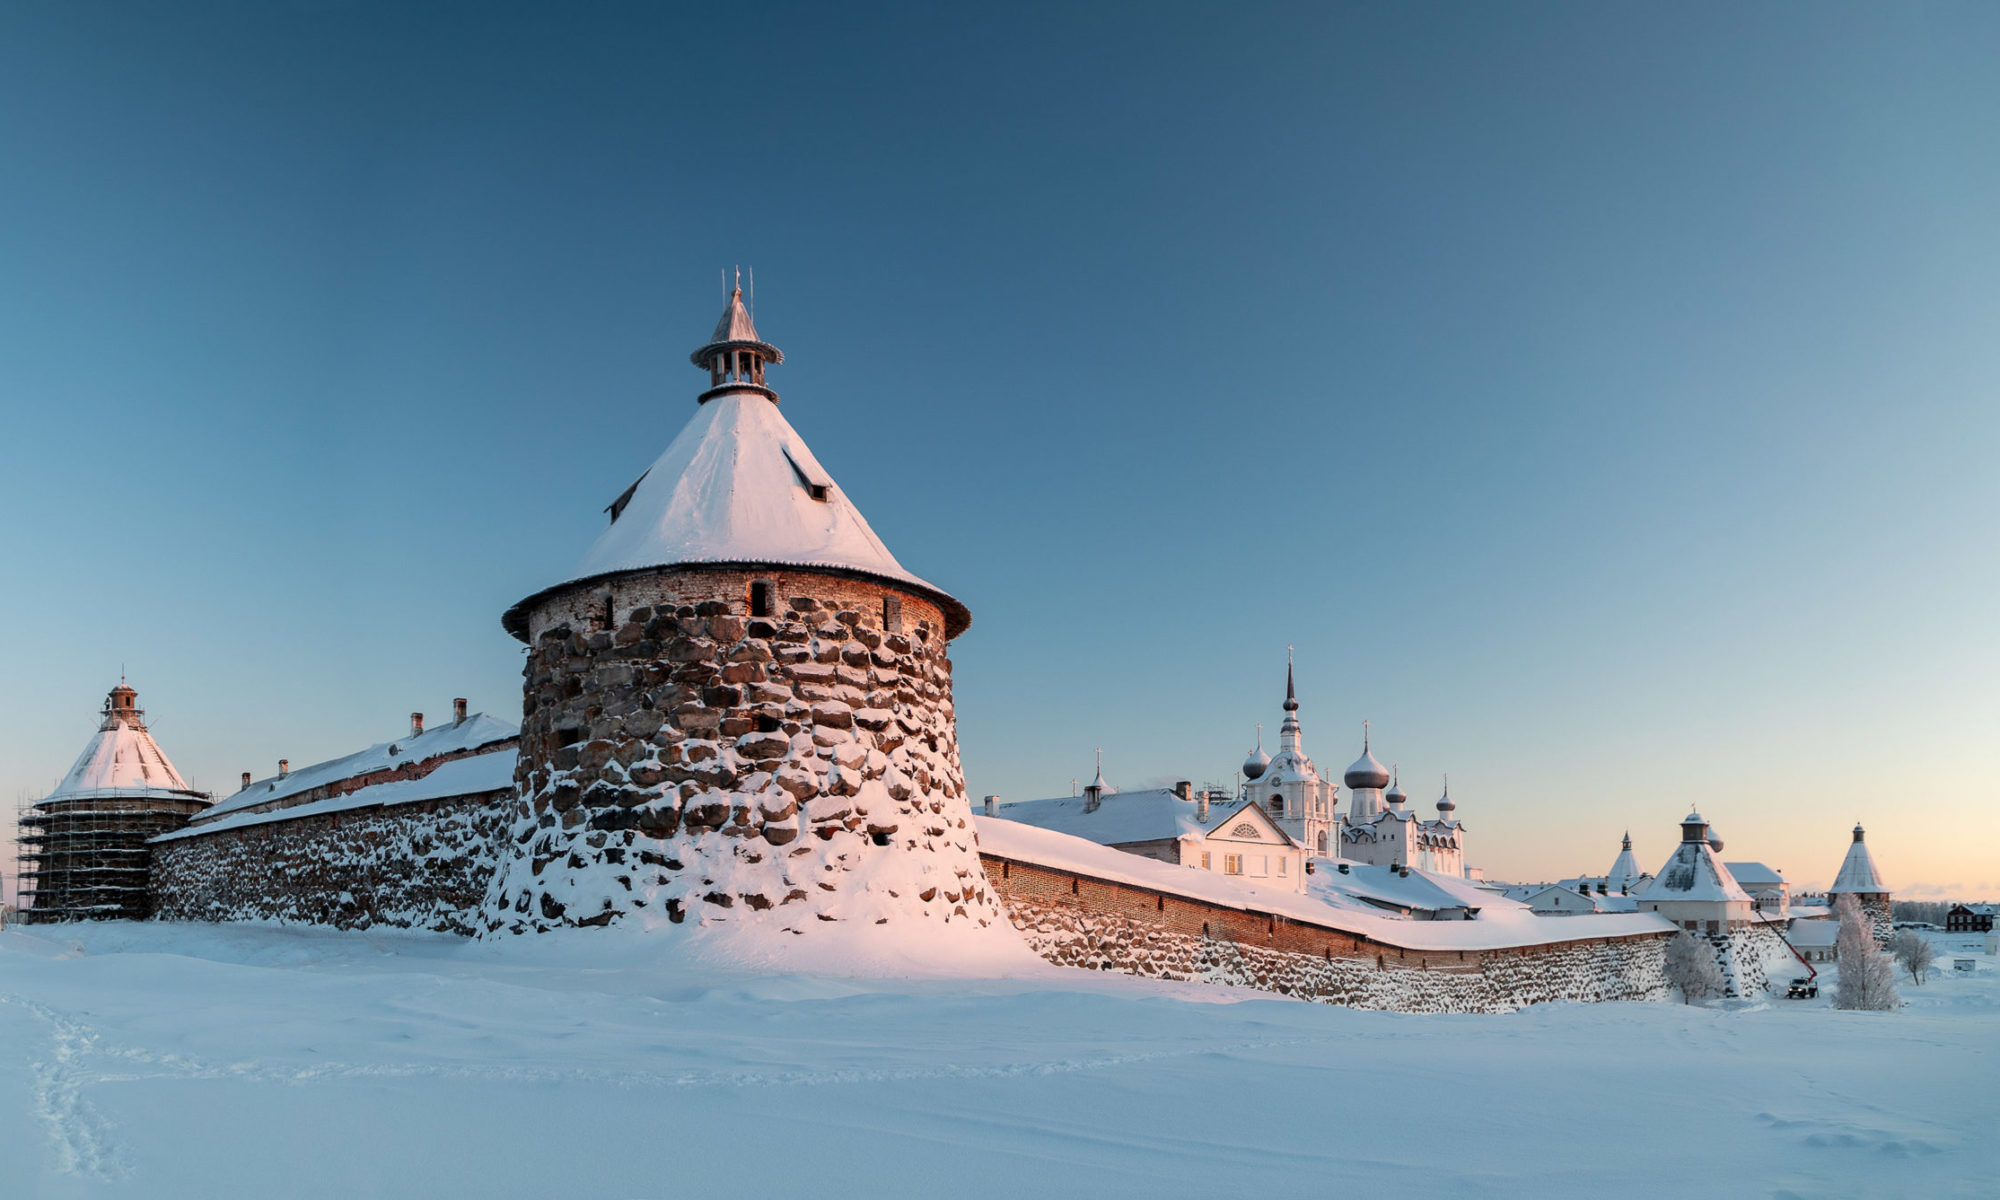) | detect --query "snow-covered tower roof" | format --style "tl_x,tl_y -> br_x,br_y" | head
1633,812 -> 1751,905
502,284 -> 969,640
1607,831 -> 1644,891
44,683 -> 206,803
1827,823 -> 1888,895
